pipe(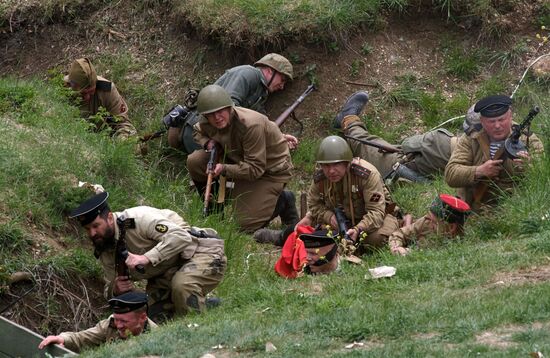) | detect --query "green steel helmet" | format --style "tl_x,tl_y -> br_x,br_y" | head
316,136 -> 353,163
254,53 -> 293,80
196,84 -> 234,115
